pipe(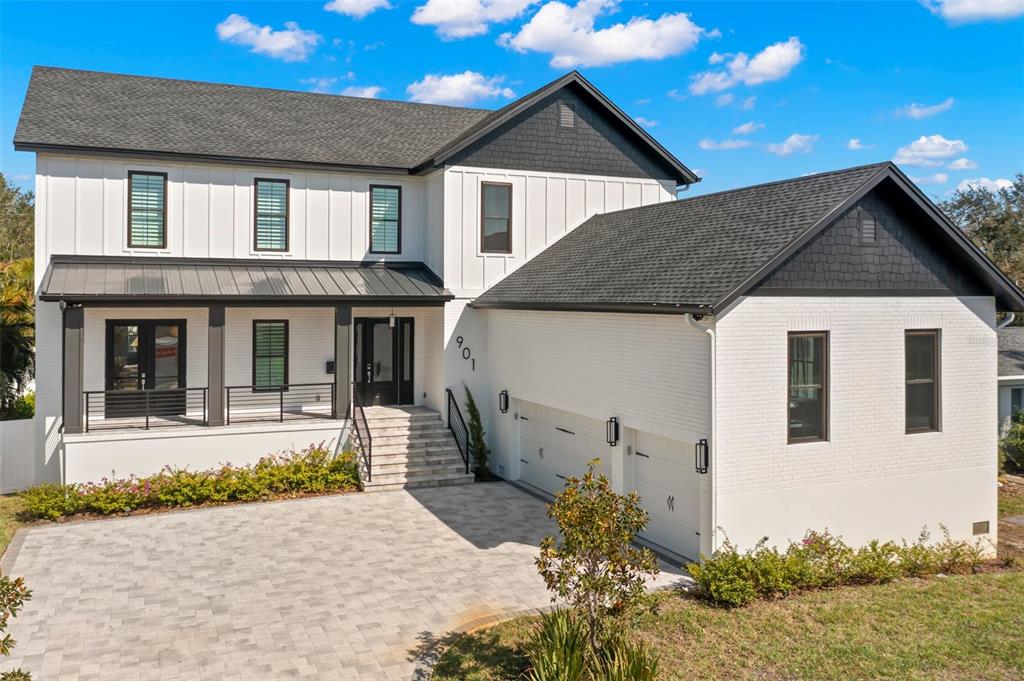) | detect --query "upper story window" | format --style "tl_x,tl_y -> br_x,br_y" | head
481,182 -> 512,254
788,331 -> 829,443
369,185 -> 401,254
127,171 -> 167,249
906,329 -> 941,433
254,178 -> 289,251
